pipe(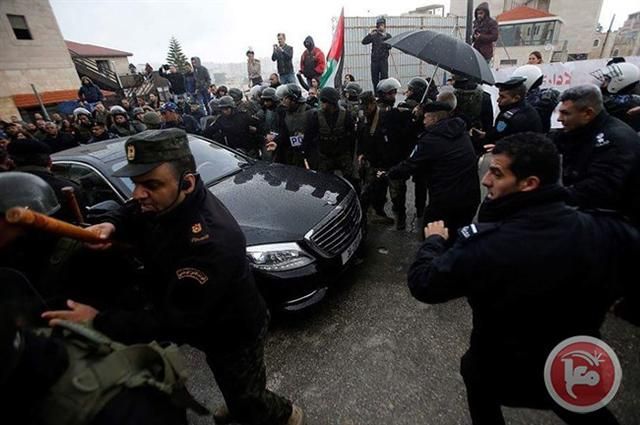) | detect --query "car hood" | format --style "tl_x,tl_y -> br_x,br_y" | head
209,162 -> 351,246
